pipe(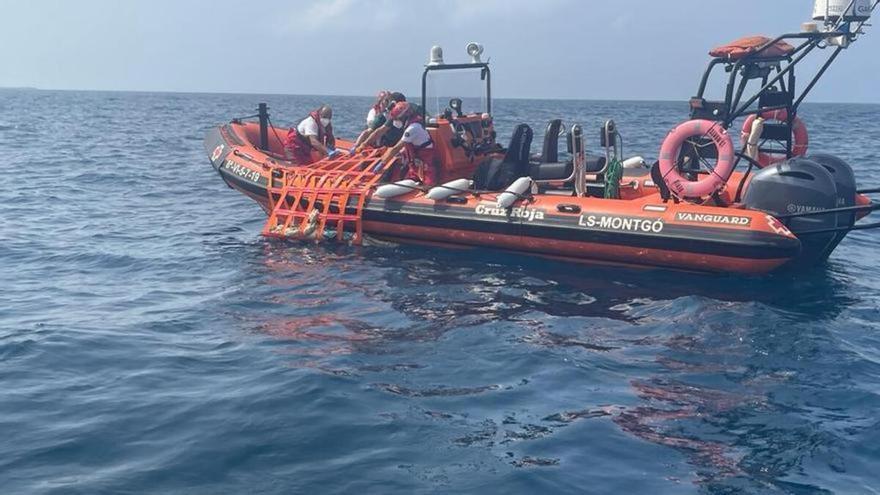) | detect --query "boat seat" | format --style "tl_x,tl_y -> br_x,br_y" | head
530,119 -> 563,164
650,161 -> 673,201
586,156 -> 606,173
473,123 -> 533,190
528,156 -> 606,182
529,161 -> 572,181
